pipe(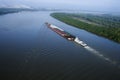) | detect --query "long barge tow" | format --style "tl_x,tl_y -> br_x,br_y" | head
45,22 -> 87,47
